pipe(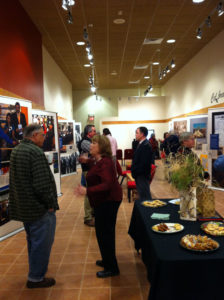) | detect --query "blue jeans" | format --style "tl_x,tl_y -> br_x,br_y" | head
23,211 -> 56,282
